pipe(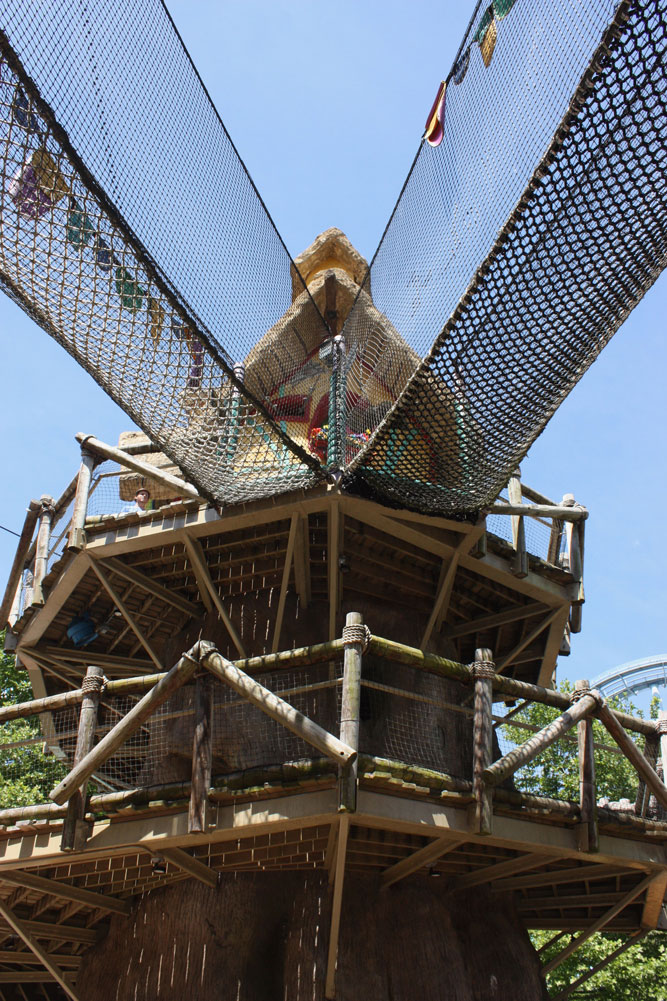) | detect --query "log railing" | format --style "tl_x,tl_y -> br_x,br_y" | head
0,627 -> 663,845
